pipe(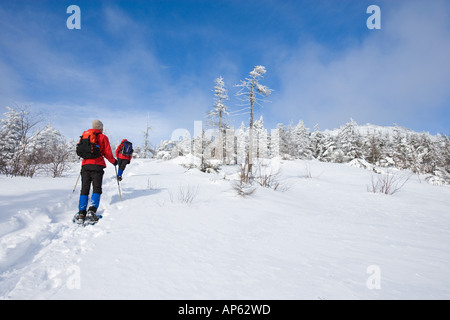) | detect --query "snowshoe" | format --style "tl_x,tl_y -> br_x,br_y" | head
73,212 -> 86,225
85,210 -> 100,225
